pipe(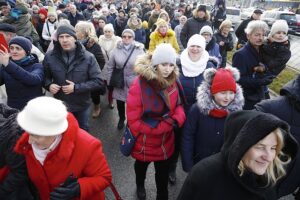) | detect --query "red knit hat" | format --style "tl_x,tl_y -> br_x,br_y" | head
38,8 -> 48,18
211,68 -> 236,94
